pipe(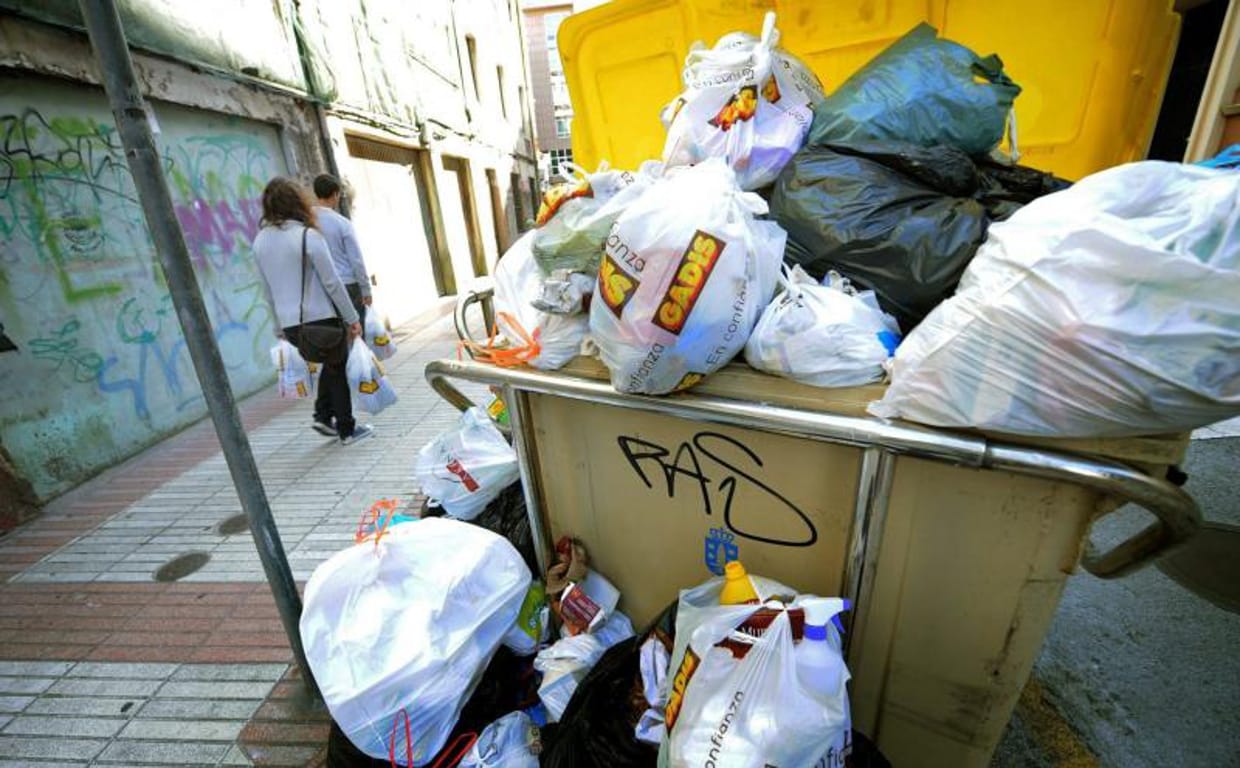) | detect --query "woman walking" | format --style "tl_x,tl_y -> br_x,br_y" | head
253,177 -> 373,445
